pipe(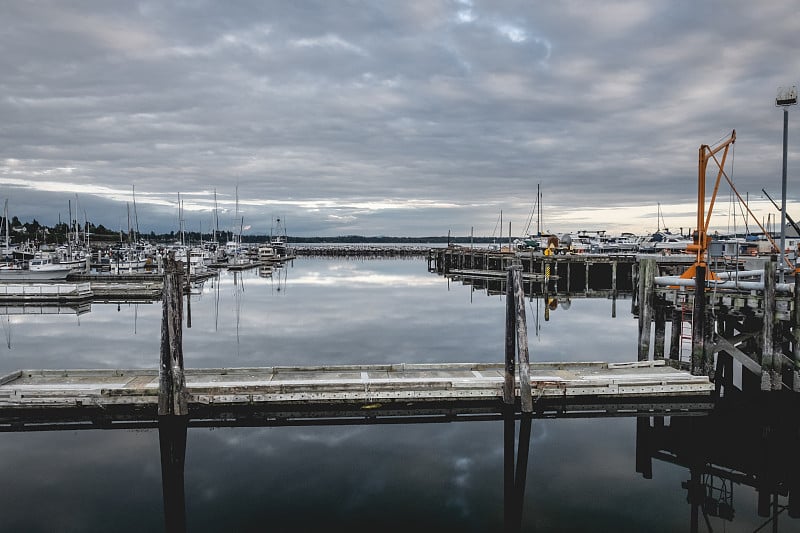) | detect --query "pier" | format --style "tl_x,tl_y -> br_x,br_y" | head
431,246 -> 800,397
